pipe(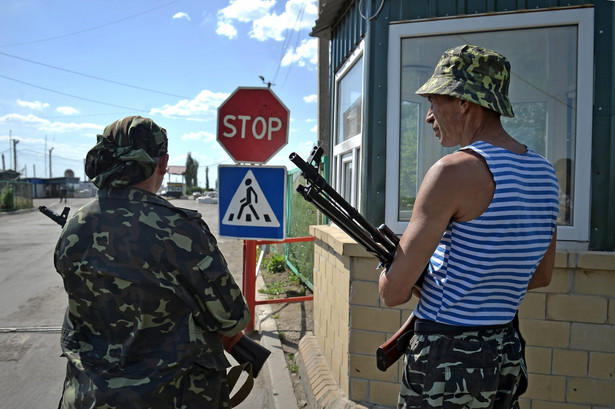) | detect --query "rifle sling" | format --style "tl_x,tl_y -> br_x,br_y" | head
227,362 -> 254,407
